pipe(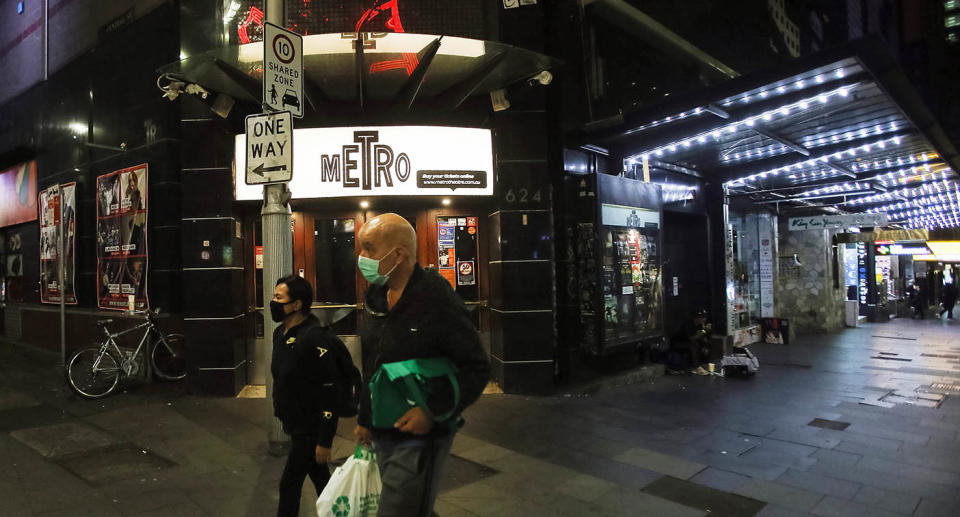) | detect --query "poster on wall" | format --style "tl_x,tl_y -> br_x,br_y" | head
38,183 -> 77,304
0,160 -> 38,228
437,218 -> 456,288
96,164 -> 148,311
457,260 -> 476,286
